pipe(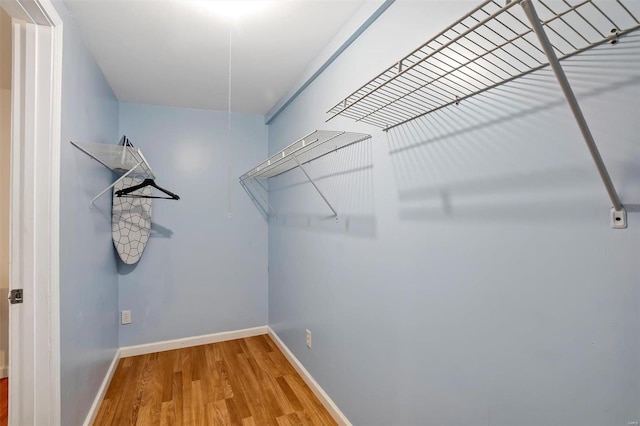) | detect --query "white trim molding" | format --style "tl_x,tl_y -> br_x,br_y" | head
119,326 -> 269,358
83,349 -> 121,426
267,327 -> 352,426
6,0 -> 63,424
